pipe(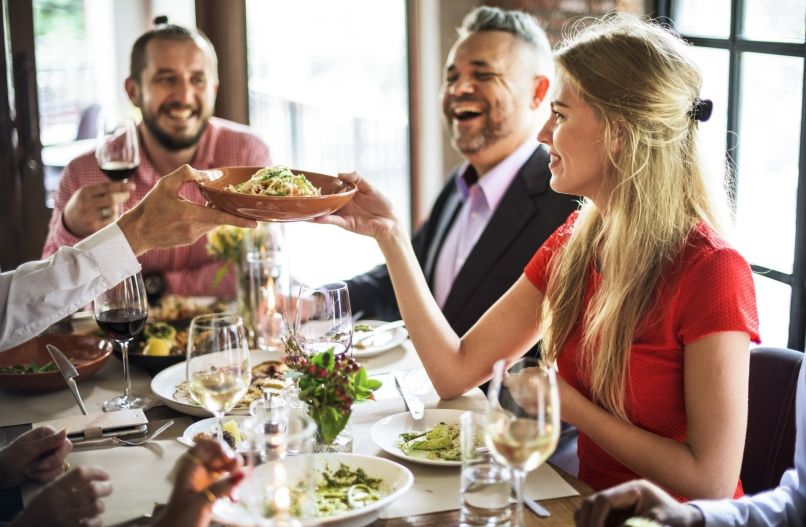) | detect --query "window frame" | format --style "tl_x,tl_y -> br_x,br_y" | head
656,0 -> 806,350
